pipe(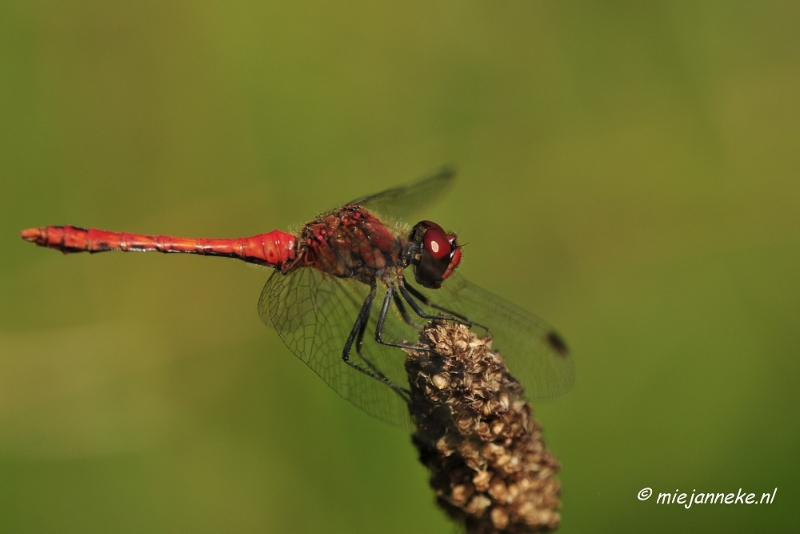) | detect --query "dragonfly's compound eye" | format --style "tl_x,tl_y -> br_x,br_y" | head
410,221 -> 462,289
